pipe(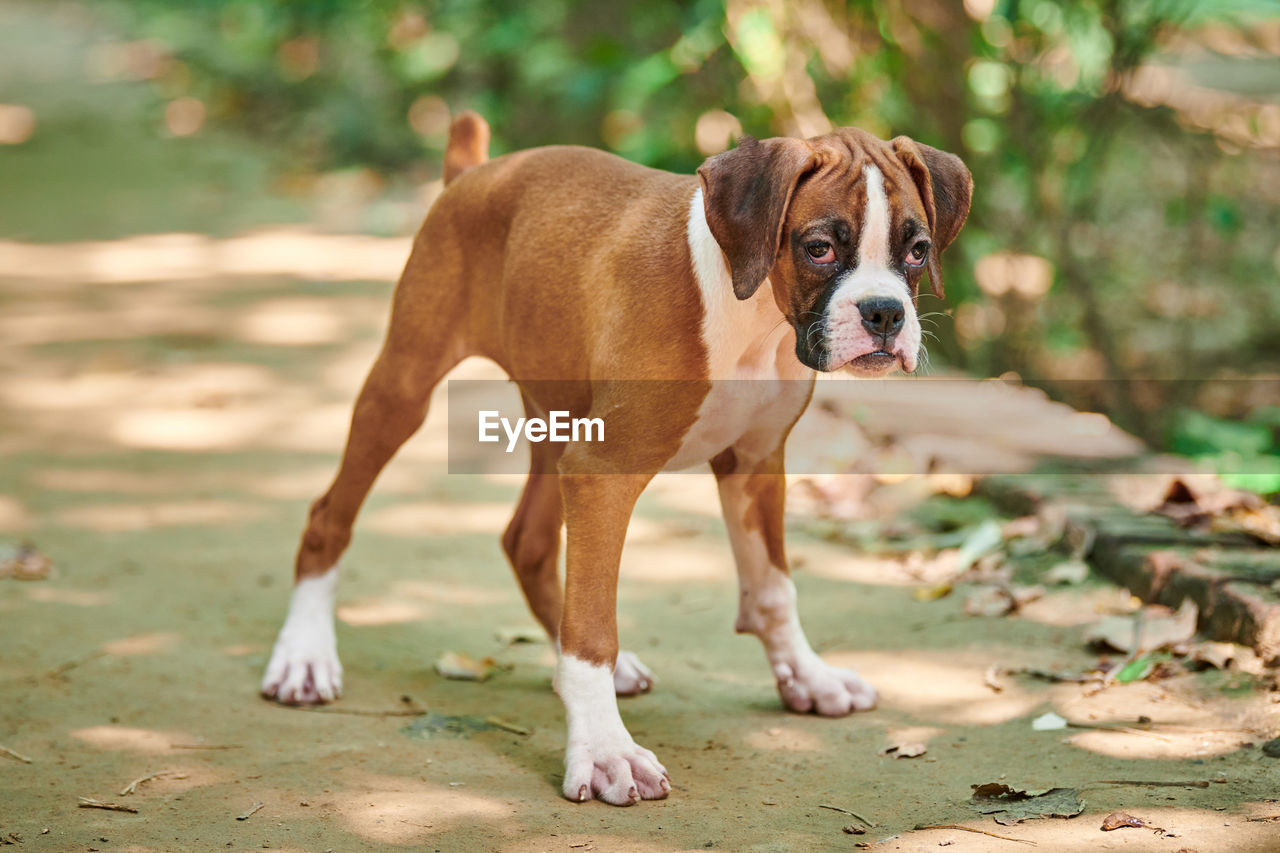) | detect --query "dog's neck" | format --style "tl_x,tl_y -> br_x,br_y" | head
687,188 -> 801,381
